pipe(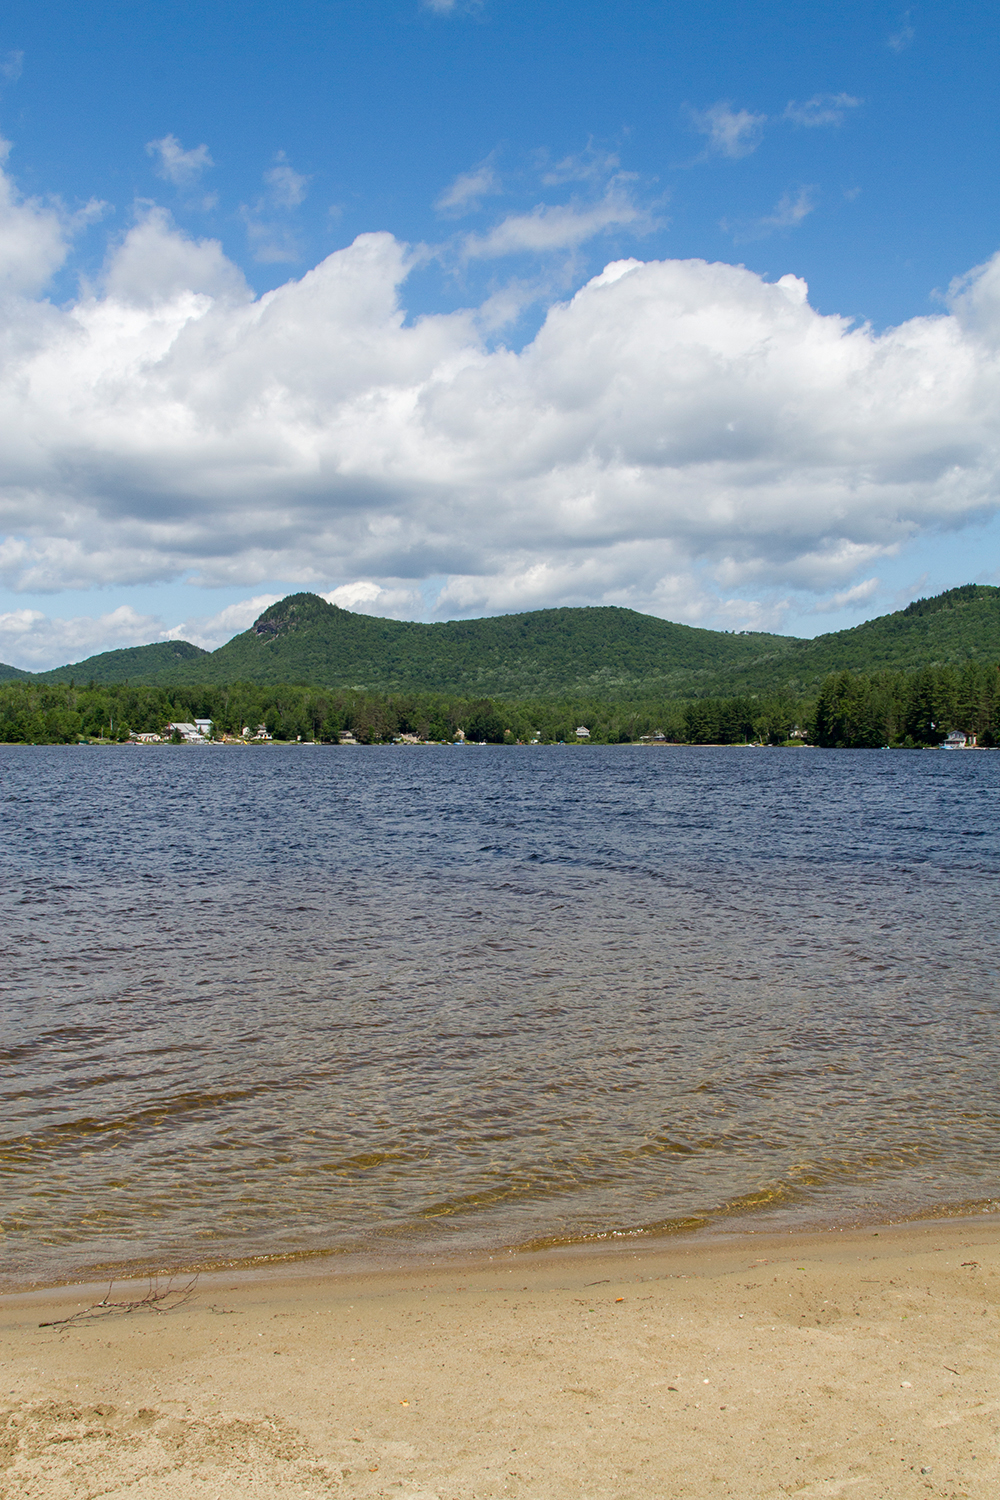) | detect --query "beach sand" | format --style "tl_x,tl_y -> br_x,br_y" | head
2,1219 -> 999,1499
